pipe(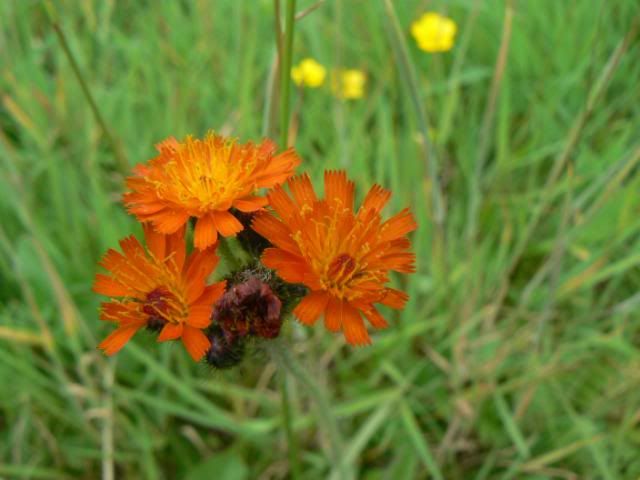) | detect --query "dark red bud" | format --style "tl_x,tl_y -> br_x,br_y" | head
212,277 -> 283,340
